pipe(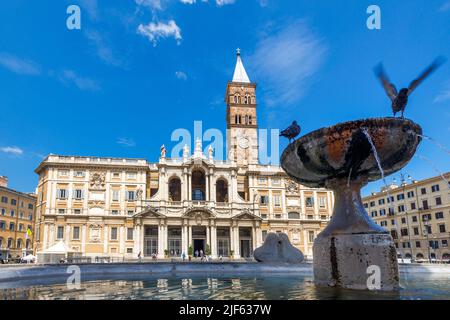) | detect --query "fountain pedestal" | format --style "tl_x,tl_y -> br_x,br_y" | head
313,177 -> 399,290
281,118 -> 422,291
